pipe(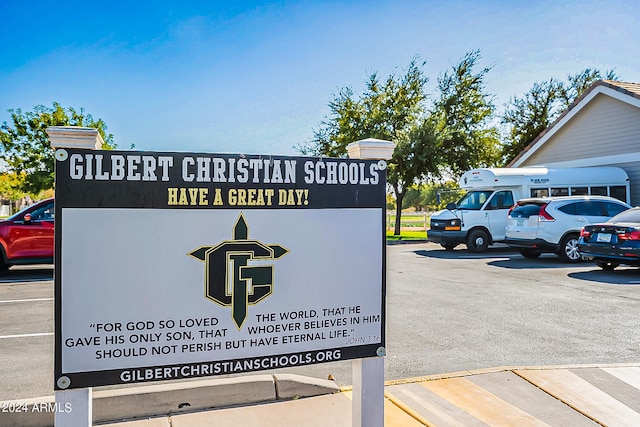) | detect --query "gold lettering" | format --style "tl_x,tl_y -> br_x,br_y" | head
178,188 -> 188,205
168,188 -> 178,205
265,189 -> 275,205
213,189 -> 223,205
198,188 -> 208,205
